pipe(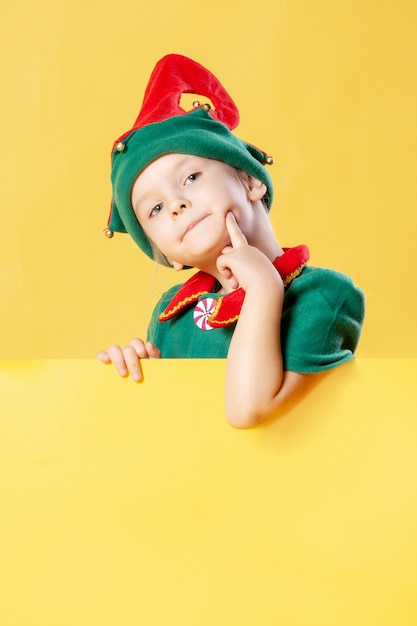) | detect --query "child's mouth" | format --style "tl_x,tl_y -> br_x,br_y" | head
183,216 -> 207,237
